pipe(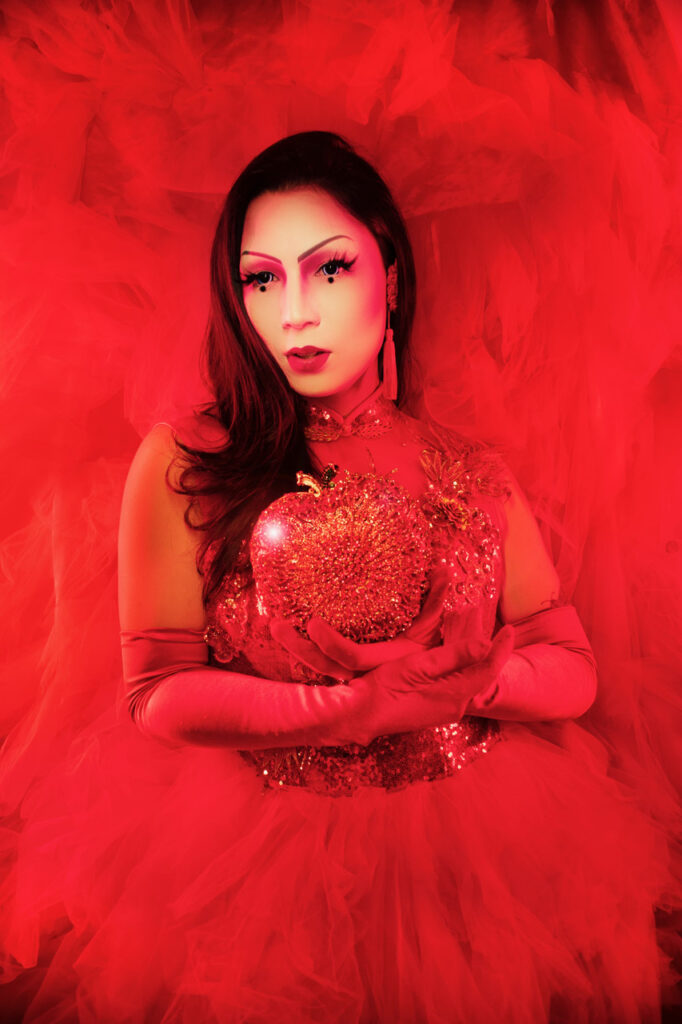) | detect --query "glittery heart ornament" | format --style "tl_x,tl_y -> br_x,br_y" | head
250,465 -> 433,643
